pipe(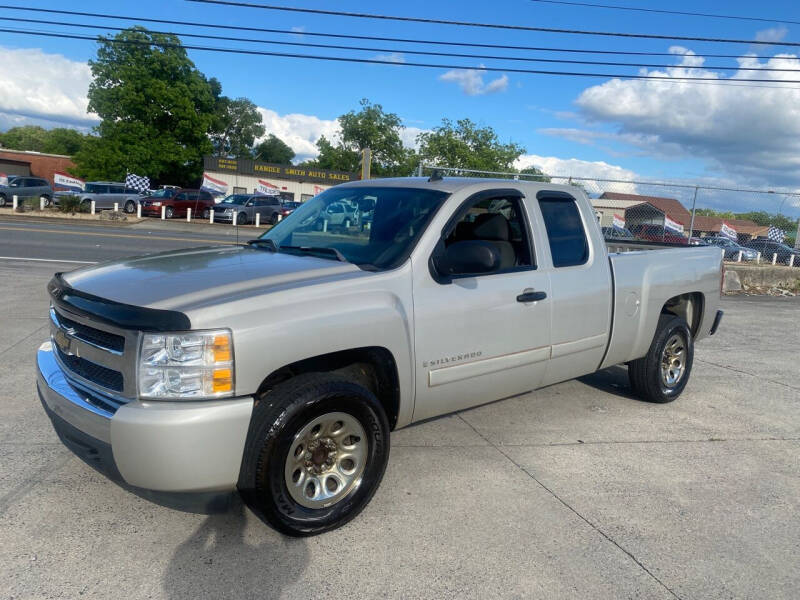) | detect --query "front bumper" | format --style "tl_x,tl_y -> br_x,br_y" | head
37,341 -> 254,492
